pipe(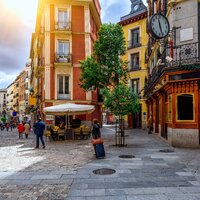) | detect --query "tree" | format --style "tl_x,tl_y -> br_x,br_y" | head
80,23 -> 128,90
103,83 -> 139,117
80,23 -> 139,146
